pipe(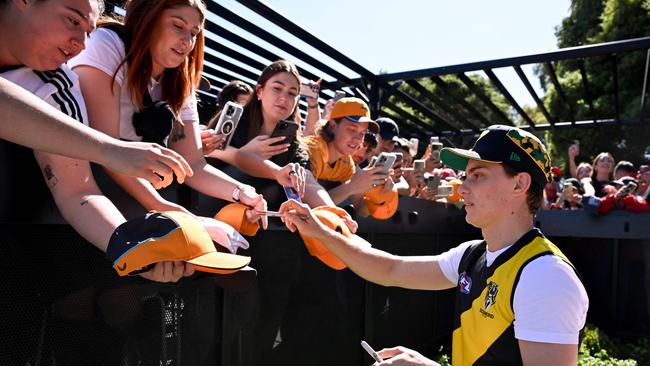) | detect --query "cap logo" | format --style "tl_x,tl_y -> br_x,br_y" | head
509,152 -> 521,162
505,129 -> 551,181
117,262 -> 127,271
